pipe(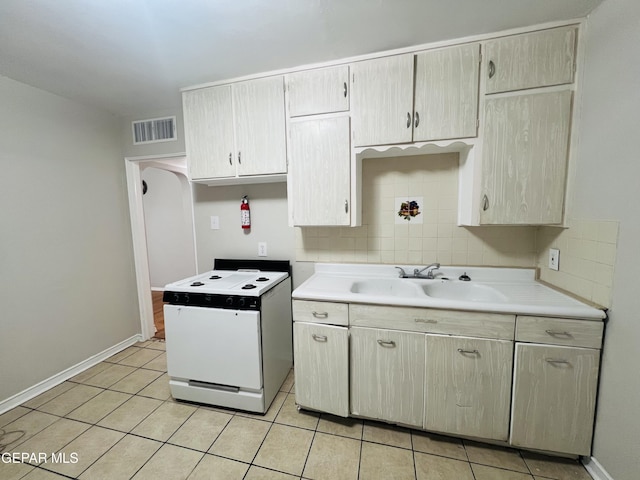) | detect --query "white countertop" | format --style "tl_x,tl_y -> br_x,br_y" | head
292,264 -> 606,320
